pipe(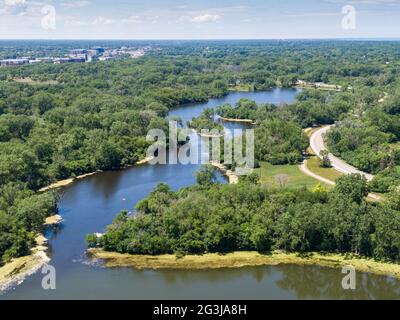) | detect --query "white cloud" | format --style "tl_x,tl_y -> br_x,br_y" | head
61,1 -> 90,8
0,0 -> 27,15
66,15 -> 141,26
190,14 -> 222,23
4,0 -> 25,5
